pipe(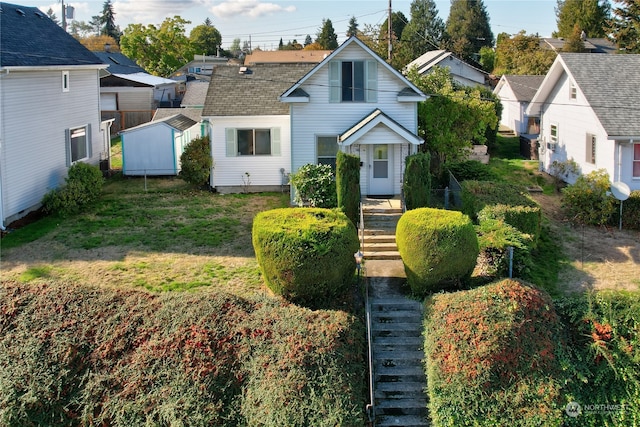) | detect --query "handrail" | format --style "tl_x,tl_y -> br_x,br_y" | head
360,200 -> 375,425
